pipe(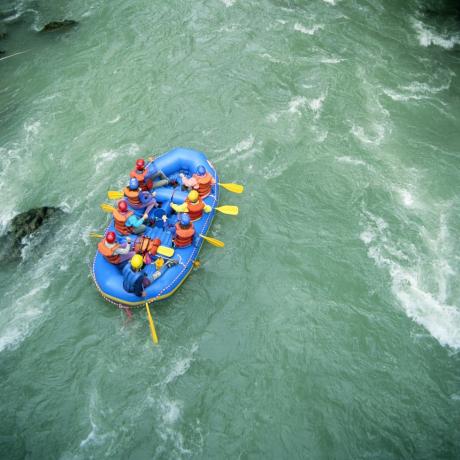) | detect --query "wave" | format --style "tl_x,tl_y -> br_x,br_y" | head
412,18 -> 460,49
360,209 -> 460,350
